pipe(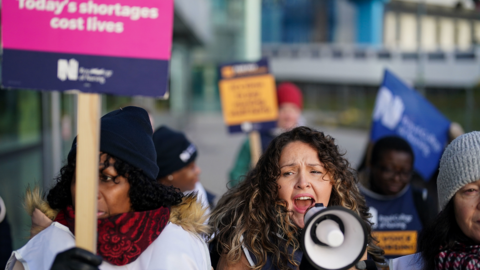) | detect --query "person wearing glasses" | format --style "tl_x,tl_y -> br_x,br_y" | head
357,136 -> 437,260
